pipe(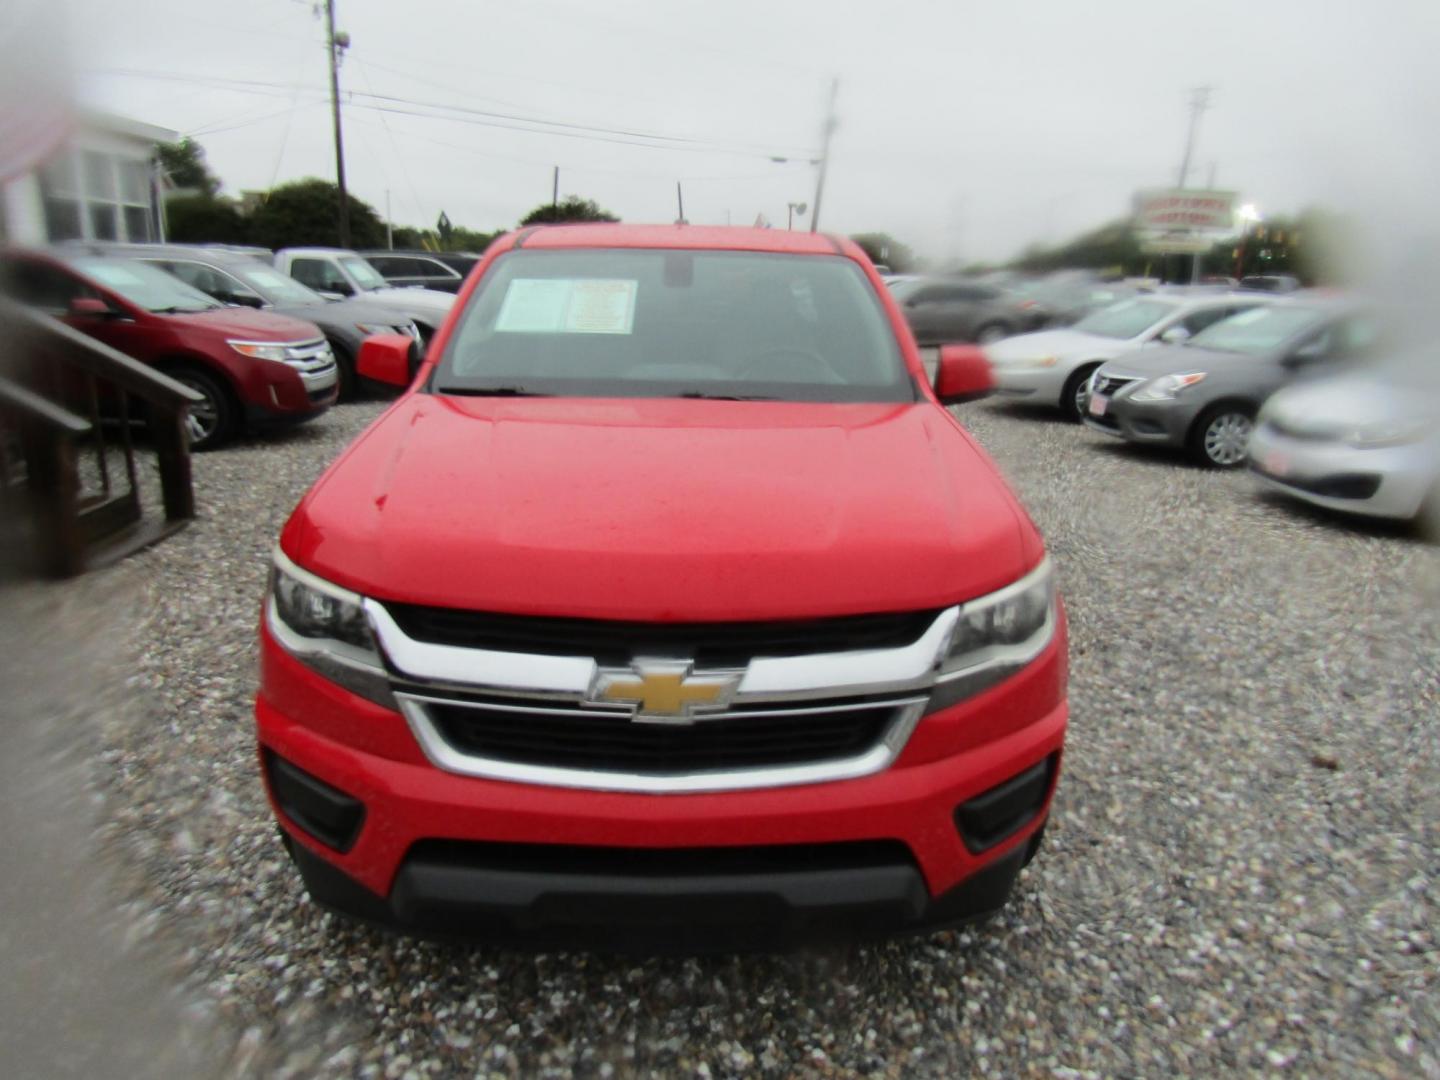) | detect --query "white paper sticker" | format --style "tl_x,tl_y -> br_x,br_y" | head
495,278 -> 637,335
